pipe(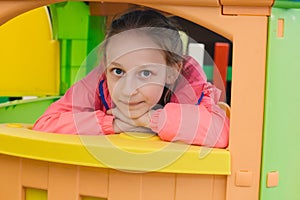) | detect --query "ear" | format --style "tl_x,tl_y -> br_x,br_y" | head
166,63 -> 182,84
